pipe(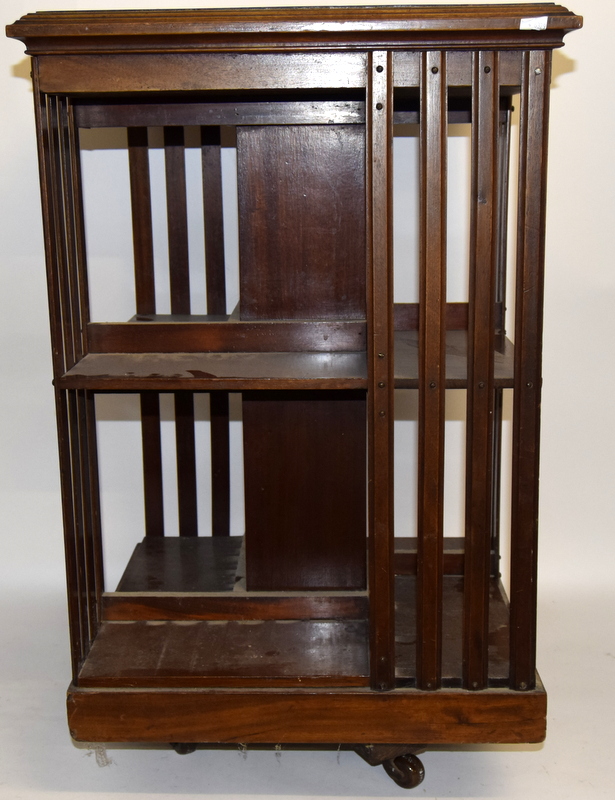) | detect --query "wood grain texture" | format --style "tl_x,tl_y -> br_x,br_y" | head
237,124 -> 365,320
78,619 -> 369,688
87,320 -> 366,354
243,391 -> 366,591
67,682 -> 547,744
509,49 -> 551,692
416,50 -> 447,691
366,50 -> 395,692
463,51 -> 499,691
